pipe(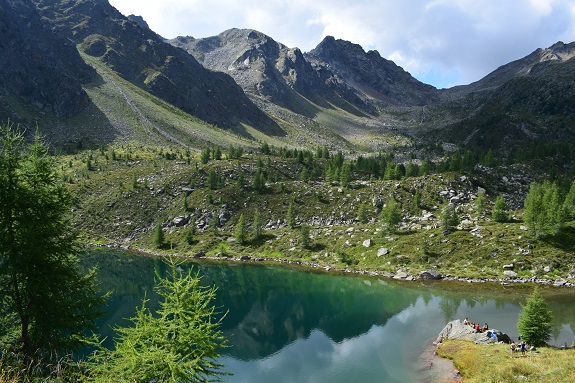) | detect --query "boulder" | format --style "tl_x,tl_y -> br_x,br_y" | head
503,270 -> 518,278
362,239 -> 372,248
420,269 -> 442,280
435,320 -> 510,345
377,247 -> 389,257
